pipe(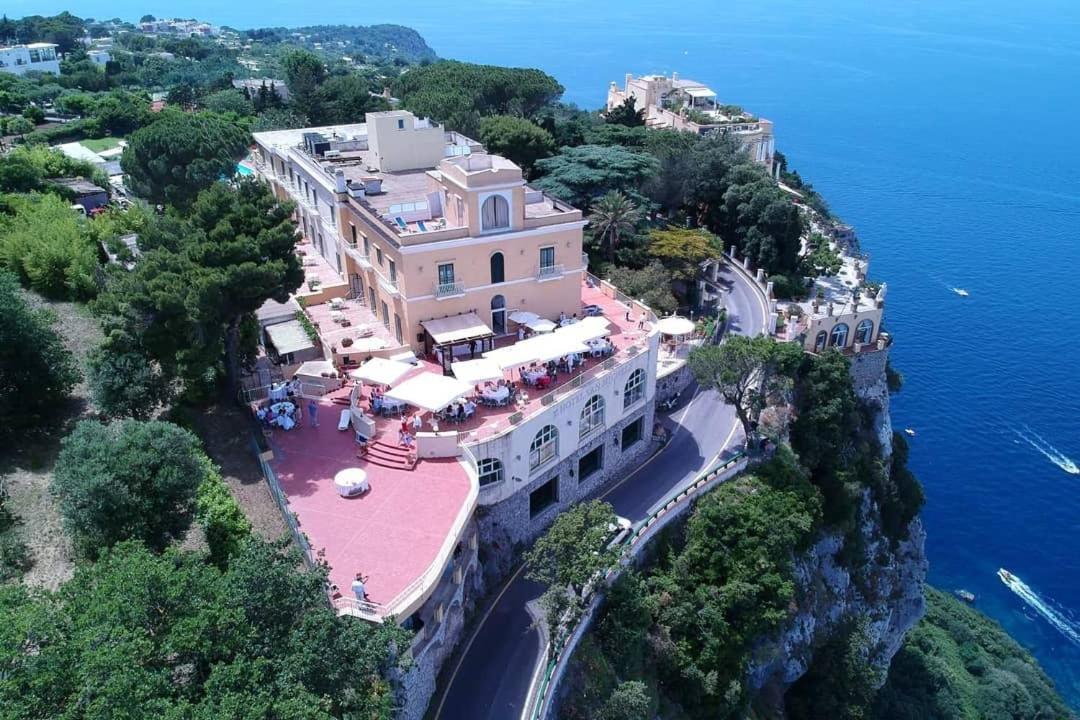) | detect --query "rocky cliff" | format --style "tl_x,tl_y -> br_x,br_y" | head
747,384 -> 928,705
